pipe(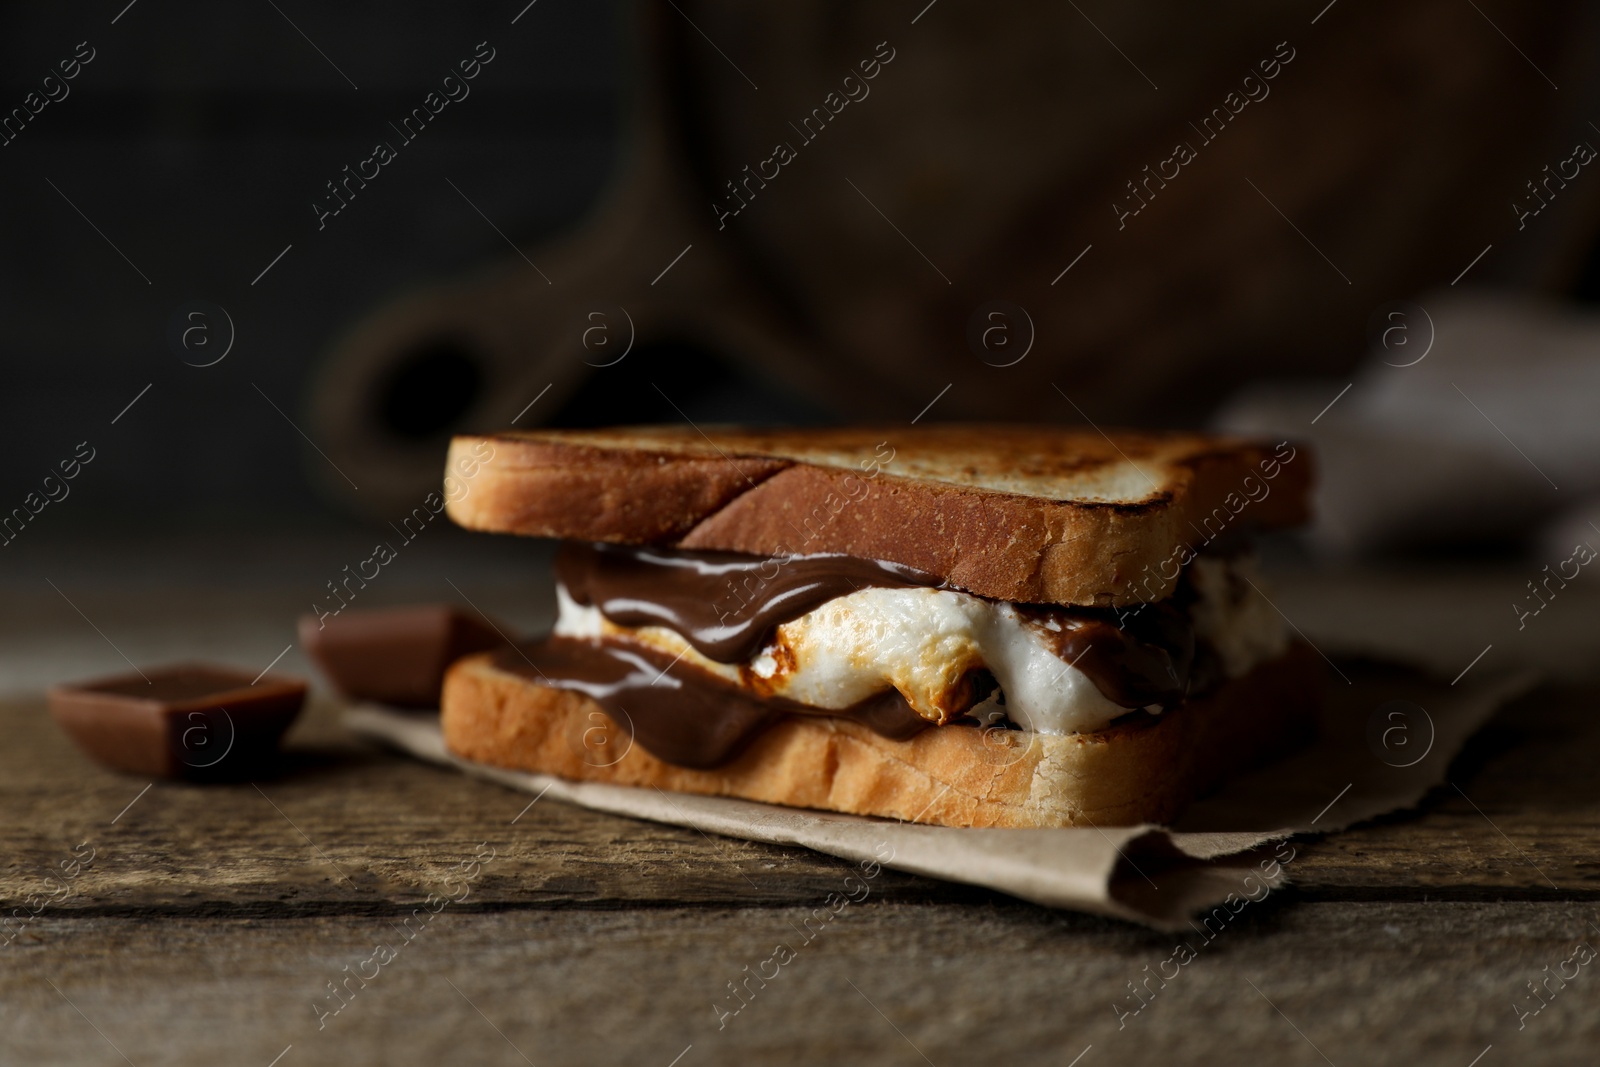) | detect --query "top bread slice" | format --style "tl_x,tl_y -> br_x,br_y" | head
444,425 -> 1310,607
